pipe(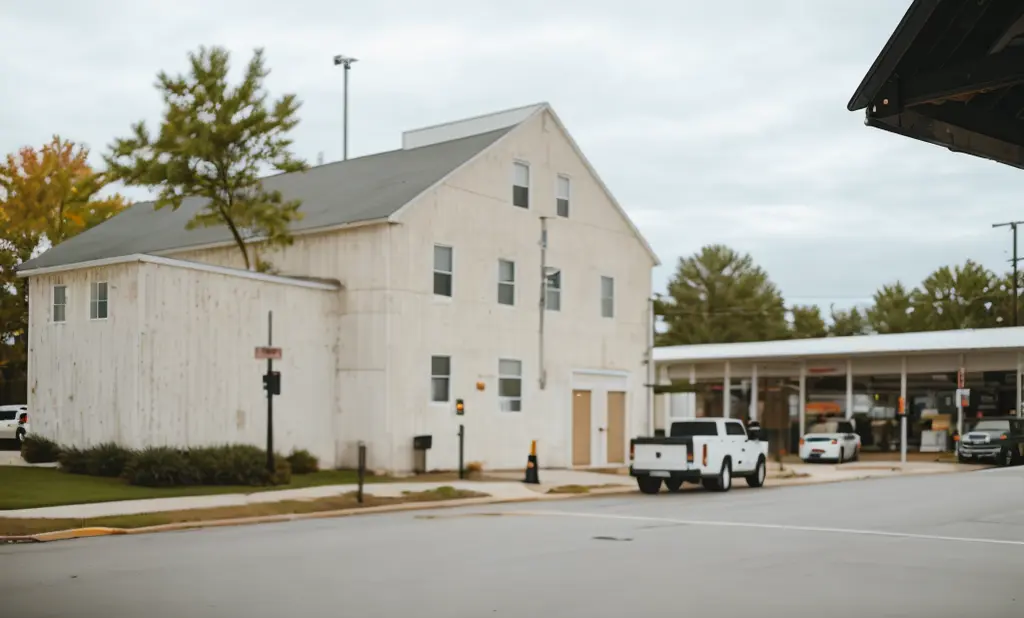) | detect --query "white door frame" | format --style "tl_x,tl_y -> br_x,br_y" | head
568,369 -> 630,468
